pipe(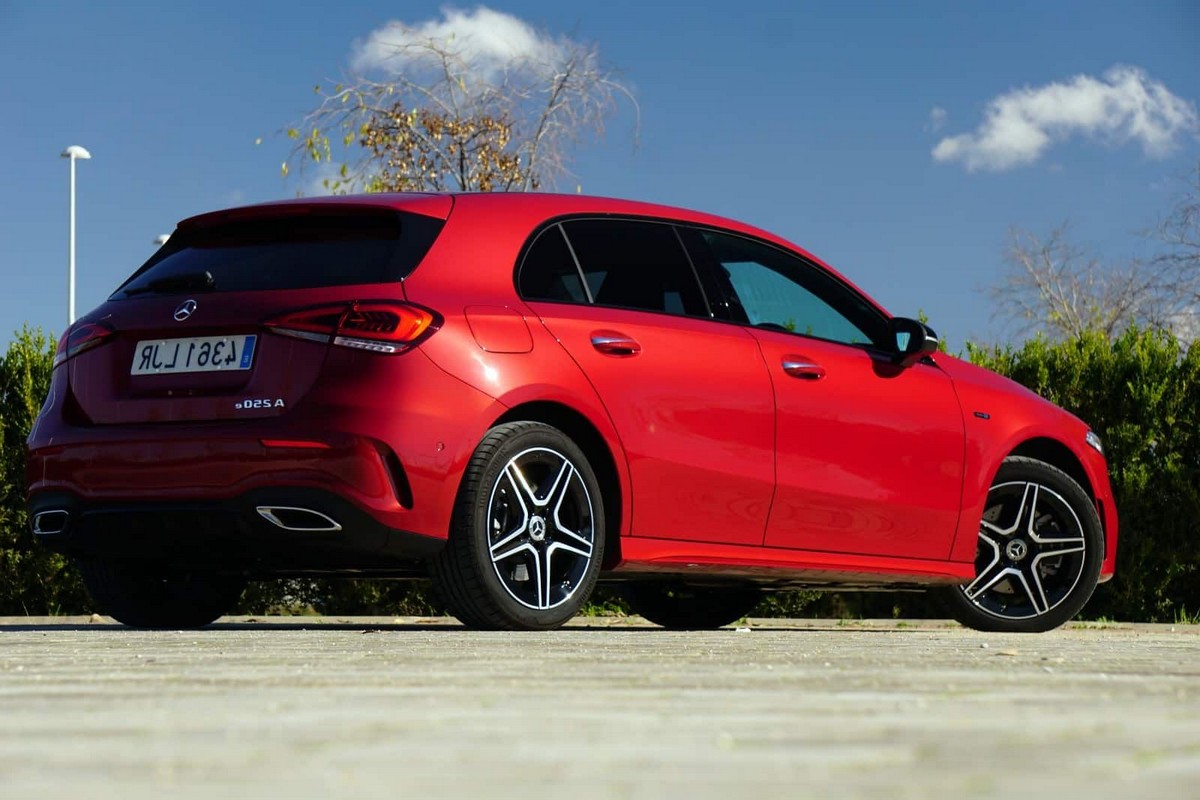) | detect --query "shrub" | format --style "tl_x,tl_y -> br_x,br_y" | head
0,326 -> 89,614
